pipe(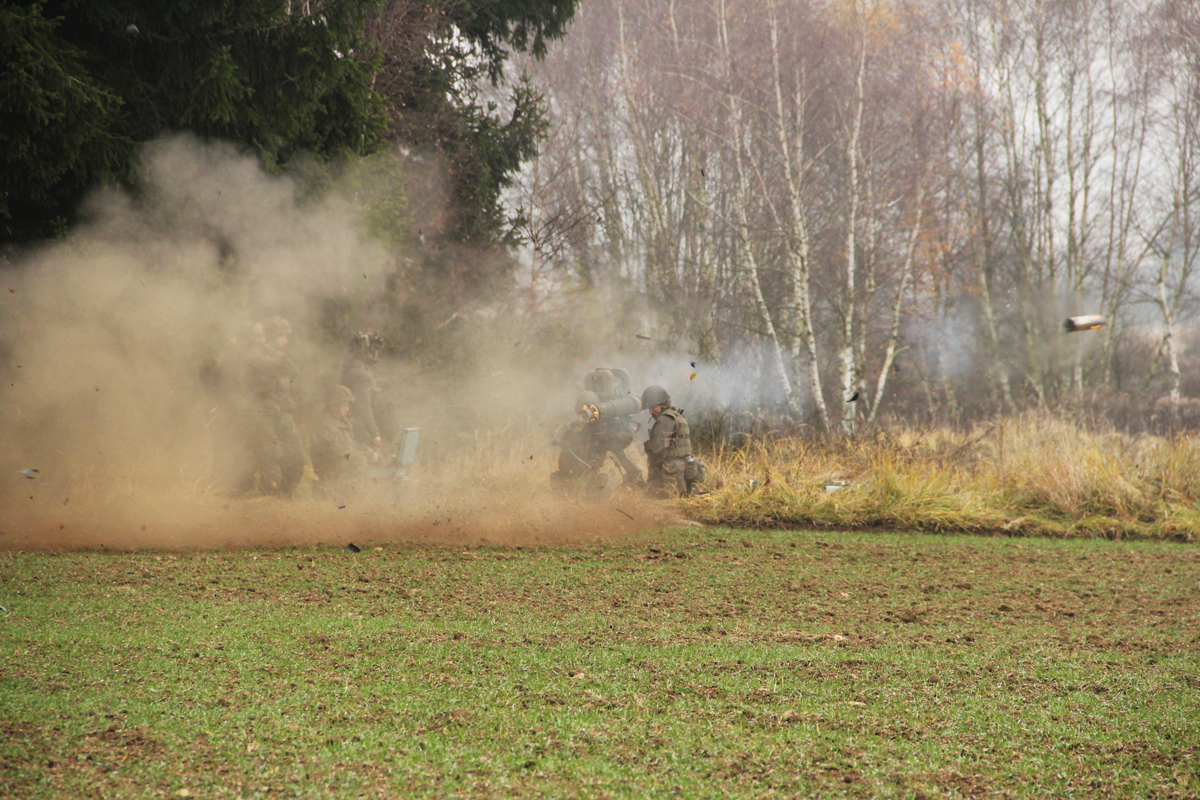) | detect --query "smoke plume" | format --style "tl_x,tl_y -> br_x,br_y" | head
0,137 -> 676,551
